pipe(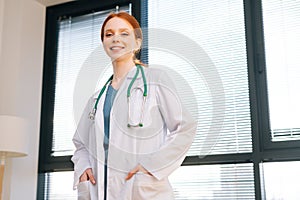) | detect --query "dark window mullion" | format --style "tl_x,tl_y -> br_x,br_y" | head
183,153 -> 253,166
244,0 -> 266,199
